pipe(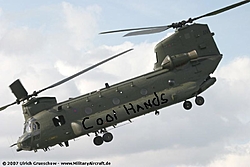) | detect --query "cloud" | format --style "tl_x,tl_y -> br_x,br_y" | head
206,152 -> 250,167
211,56 -> 250,124
0,27 -> 46,55
62,2 -> 101,51
215,56 -> 250,95
53,40 -> 156,94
